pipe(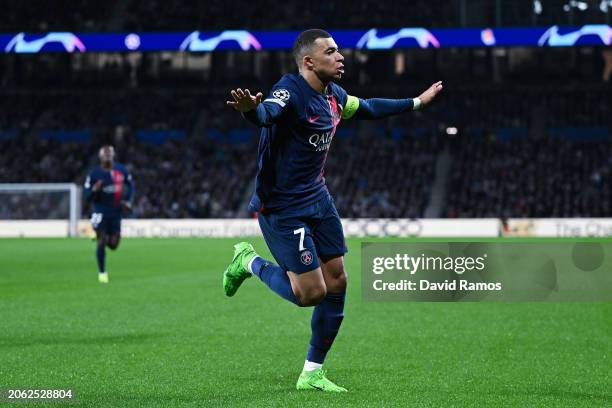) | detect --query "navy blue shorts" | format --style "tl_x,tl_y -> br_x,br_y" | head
90,211 -> 121,235
258,193 -> 347,274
